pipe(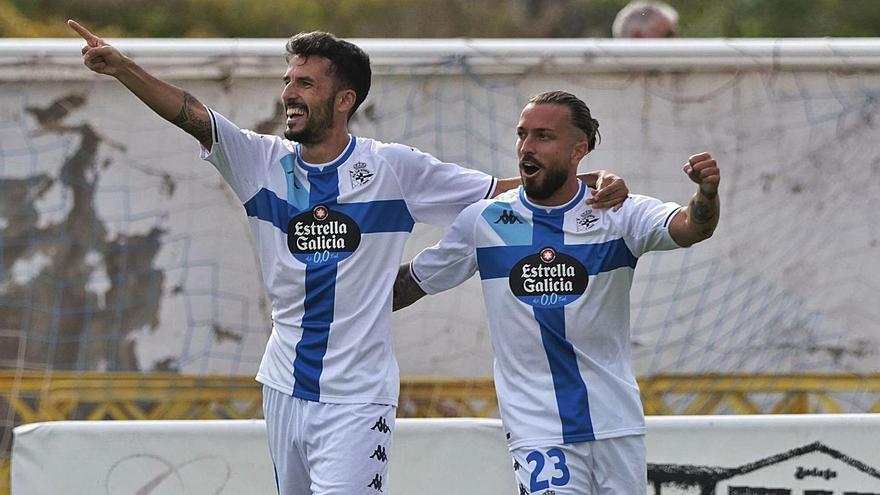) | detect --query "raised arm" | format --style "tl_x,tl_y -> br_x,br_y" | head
669,152 -> 720,247
392,263 -> 428,311
68,20 -> 212,149
493,169 -> 629,210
